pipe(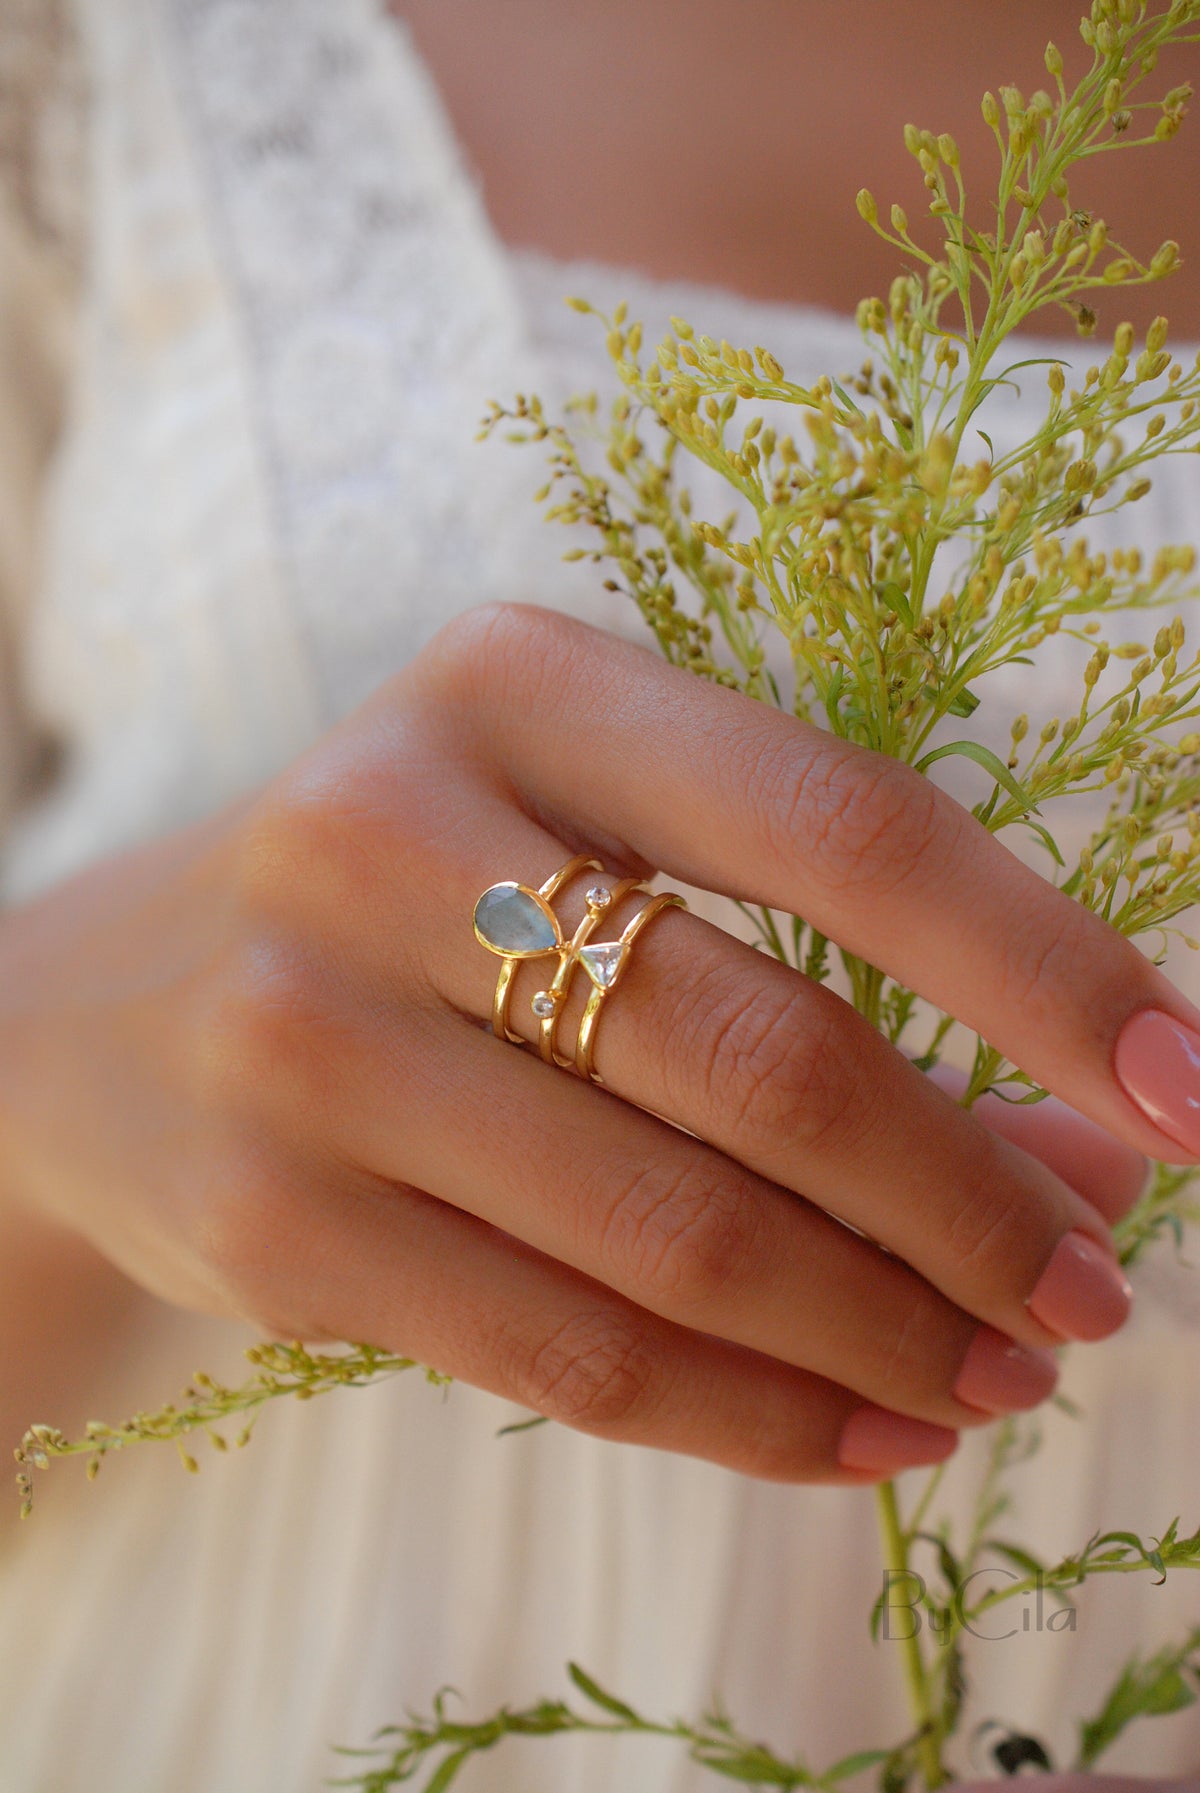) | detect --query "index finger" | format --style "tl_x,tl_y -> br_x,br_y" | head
417,602 -> 1200,1164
